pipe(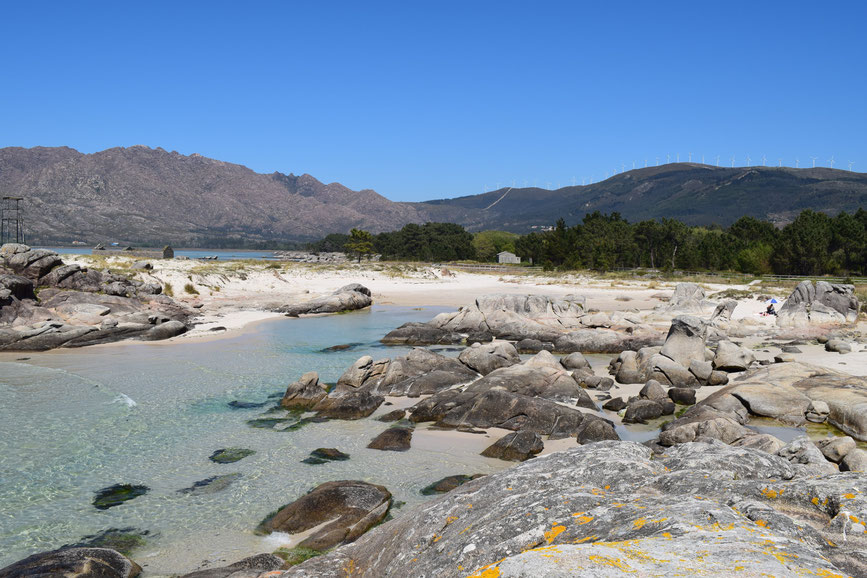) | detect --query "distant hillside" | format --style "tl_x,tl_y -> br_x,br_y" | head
0,146 -> 433,245
1,146 -> 865,246
420,163 -> 867,231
